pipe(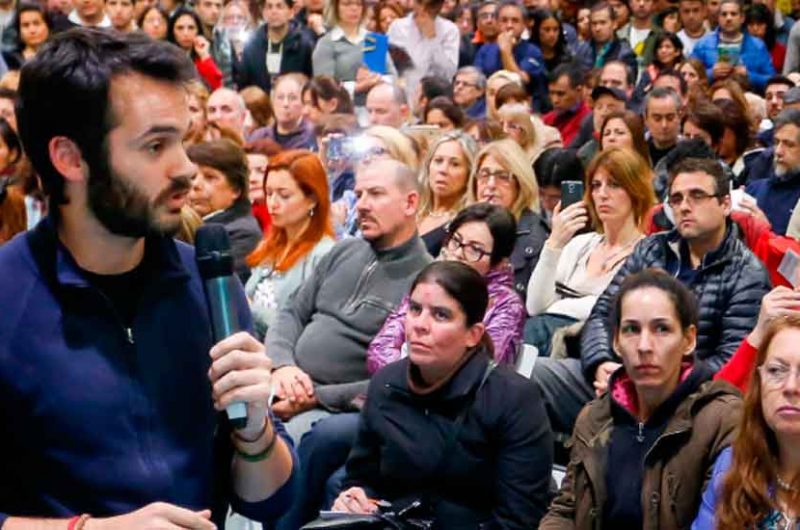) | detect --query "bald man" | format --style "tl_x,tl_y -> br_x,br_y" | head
265,158 -> 432,442
207,87 -> 248,140
365,83 -> 410,128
